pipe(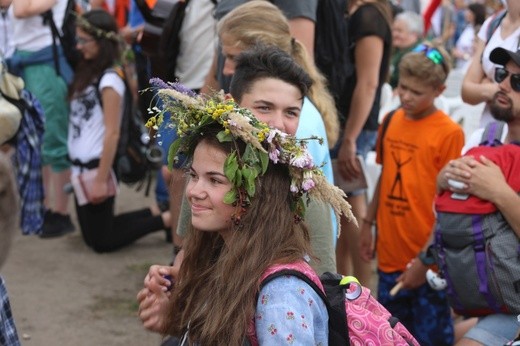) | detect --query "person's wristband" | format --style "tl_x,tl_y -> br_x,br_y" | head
418,251 -> 435,266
